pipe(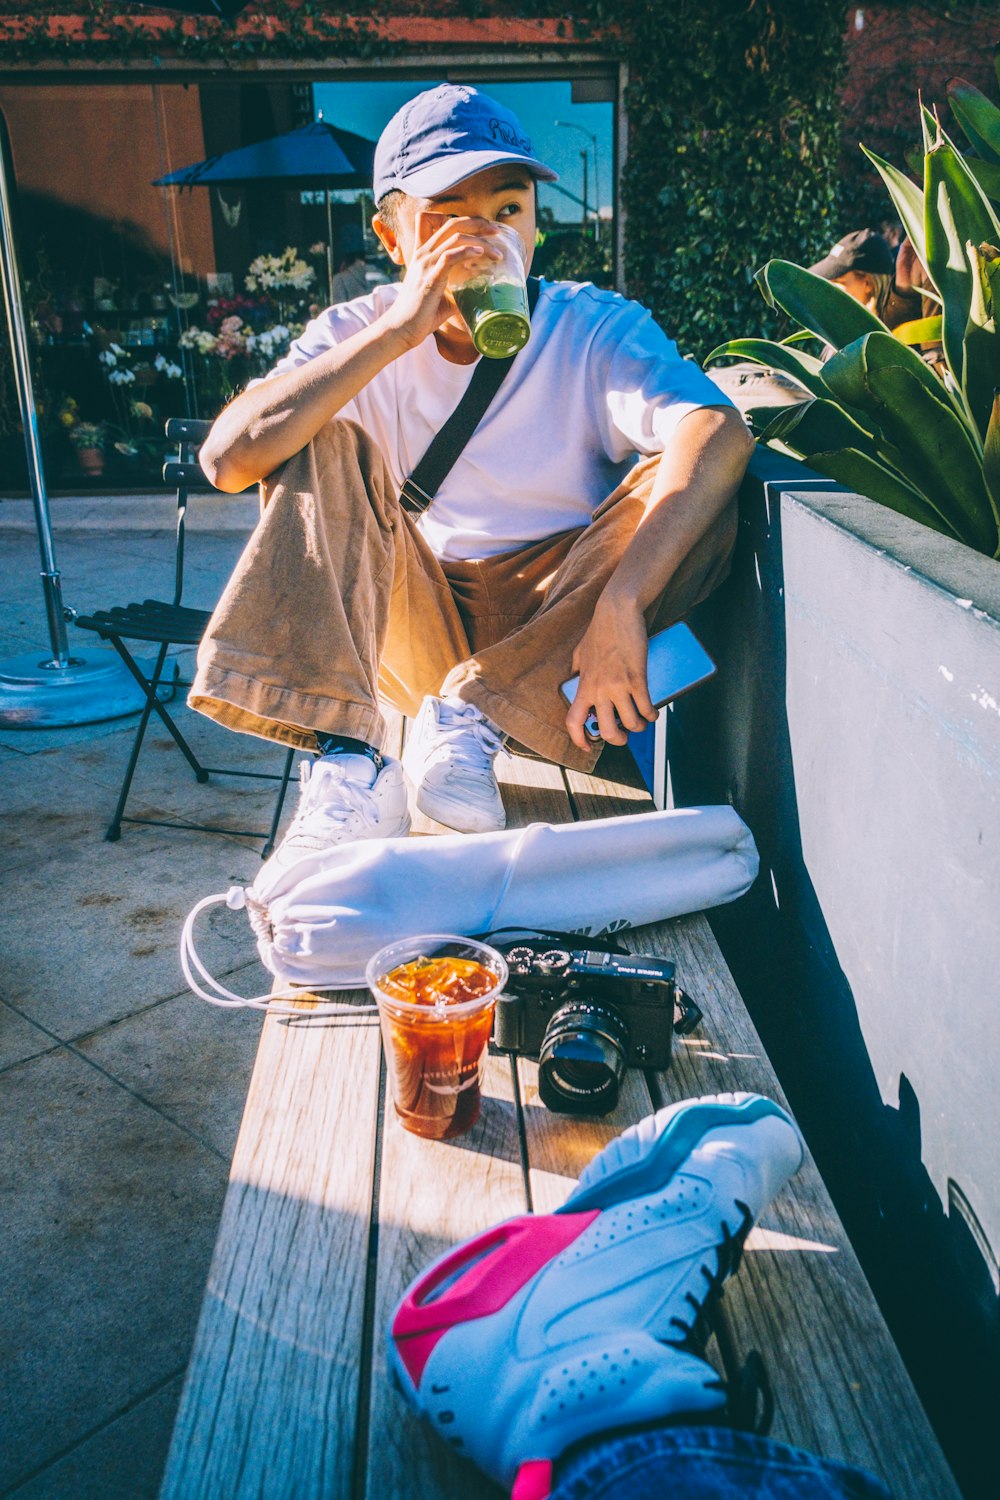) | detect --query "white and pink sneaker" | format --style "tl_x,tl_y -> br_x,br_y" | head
388,1093 -> 804,1498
